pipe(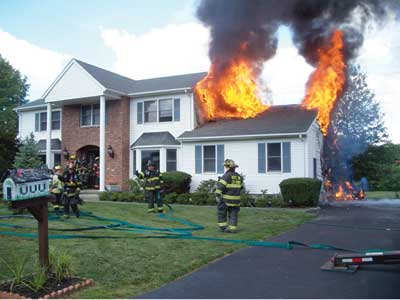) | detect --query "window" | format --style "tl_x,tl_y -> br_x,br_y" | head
51,111 -> 61,130
54,153 -> 61,166
313,158 -> 317,179
92,104 -> 100,125
159,99 -> 173,122
35,111 -> 61,131
267,143 -> 281,171
166,149 -> 177,171
203,145 -> 216,172
139,98 -> 181,124
81,104 -> 100,126
144,101 -> 157,123
141,150 -> 160,170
